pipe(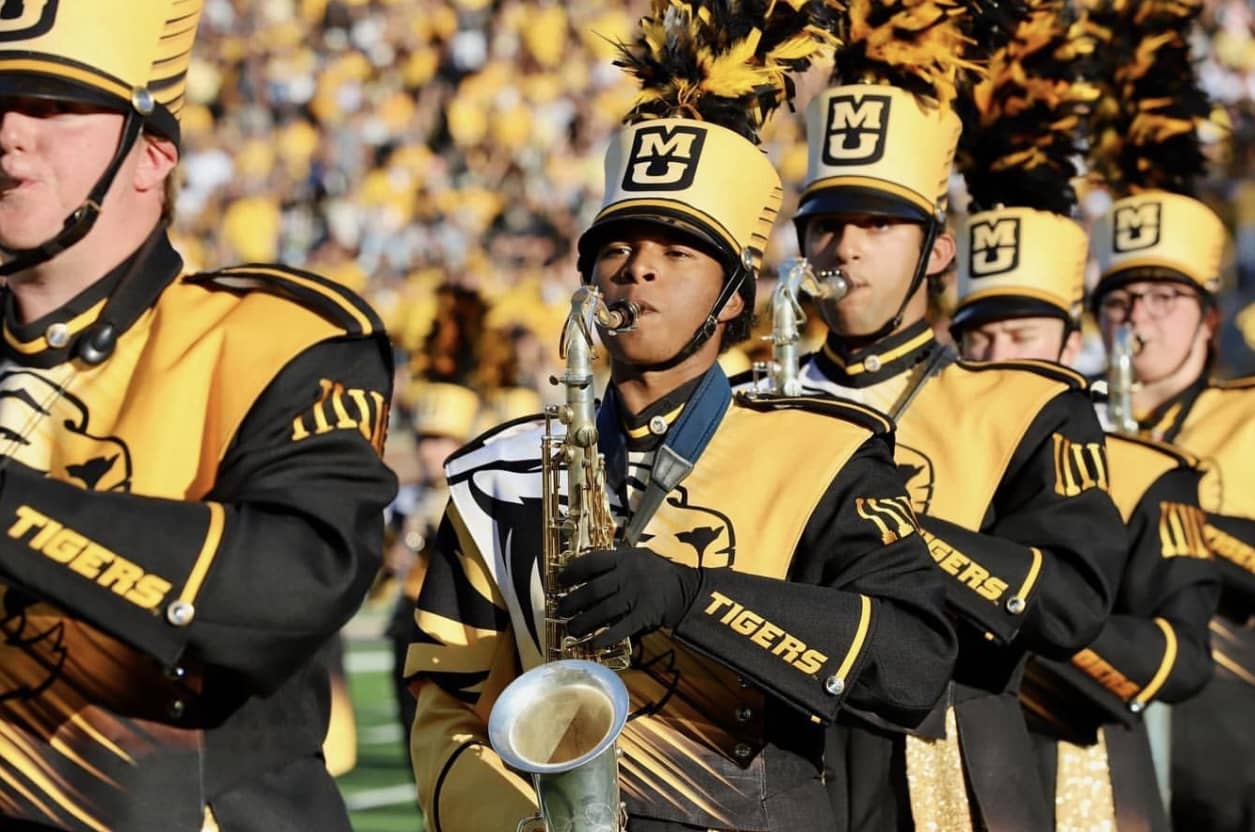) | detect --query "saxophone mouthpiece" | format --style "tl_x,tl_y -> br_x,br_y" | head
597,301 -> 639,334
813,268 -> 850,302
